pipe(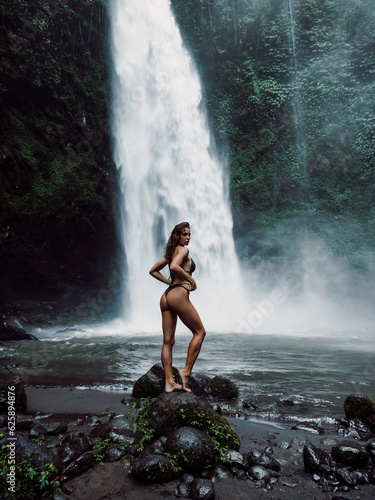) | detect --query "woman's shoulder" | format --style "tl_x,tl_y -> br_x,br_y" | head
173,245 -> 189,258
